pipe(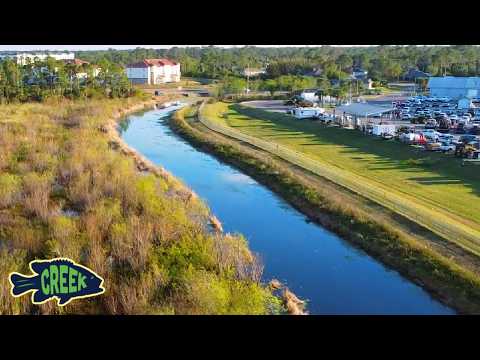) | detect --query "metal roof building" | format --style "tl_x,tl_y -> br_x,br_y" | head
336,103 -> 394,117
428,77 -> 480,99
